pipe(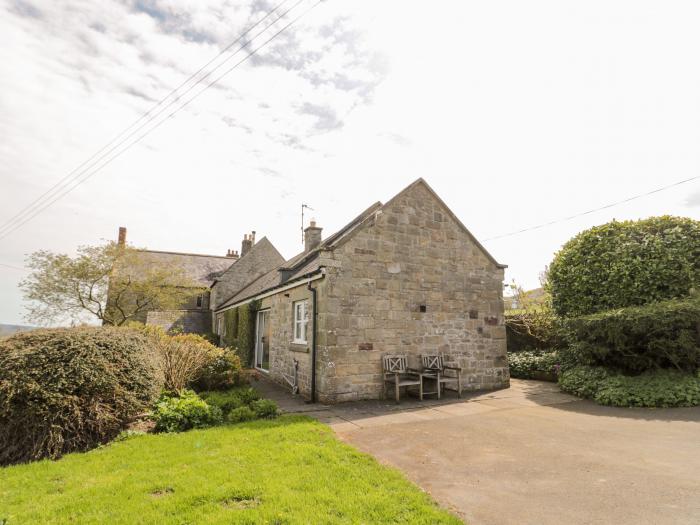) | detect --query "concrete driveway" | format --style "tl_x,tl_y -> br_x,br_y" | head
256,378 -> 700,525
